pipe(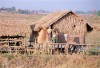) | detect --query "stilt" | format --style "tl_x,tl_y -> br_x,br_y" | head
64,43 -> 68,55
